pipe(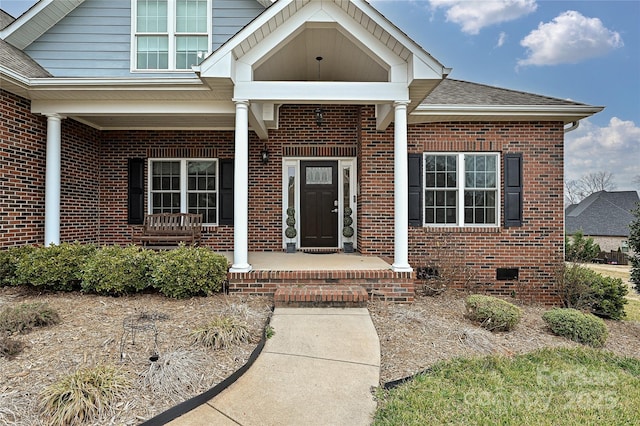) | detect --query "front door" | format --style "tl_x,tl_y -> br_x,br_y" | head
300,161 -> 338,247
